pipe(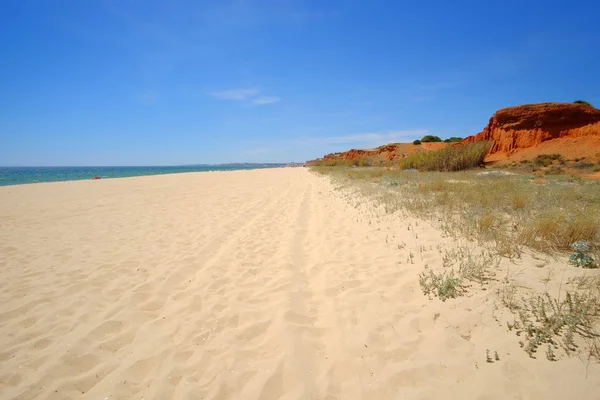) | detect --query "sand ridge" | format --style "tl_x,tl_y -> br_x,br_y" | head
1,168 -> 599,399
